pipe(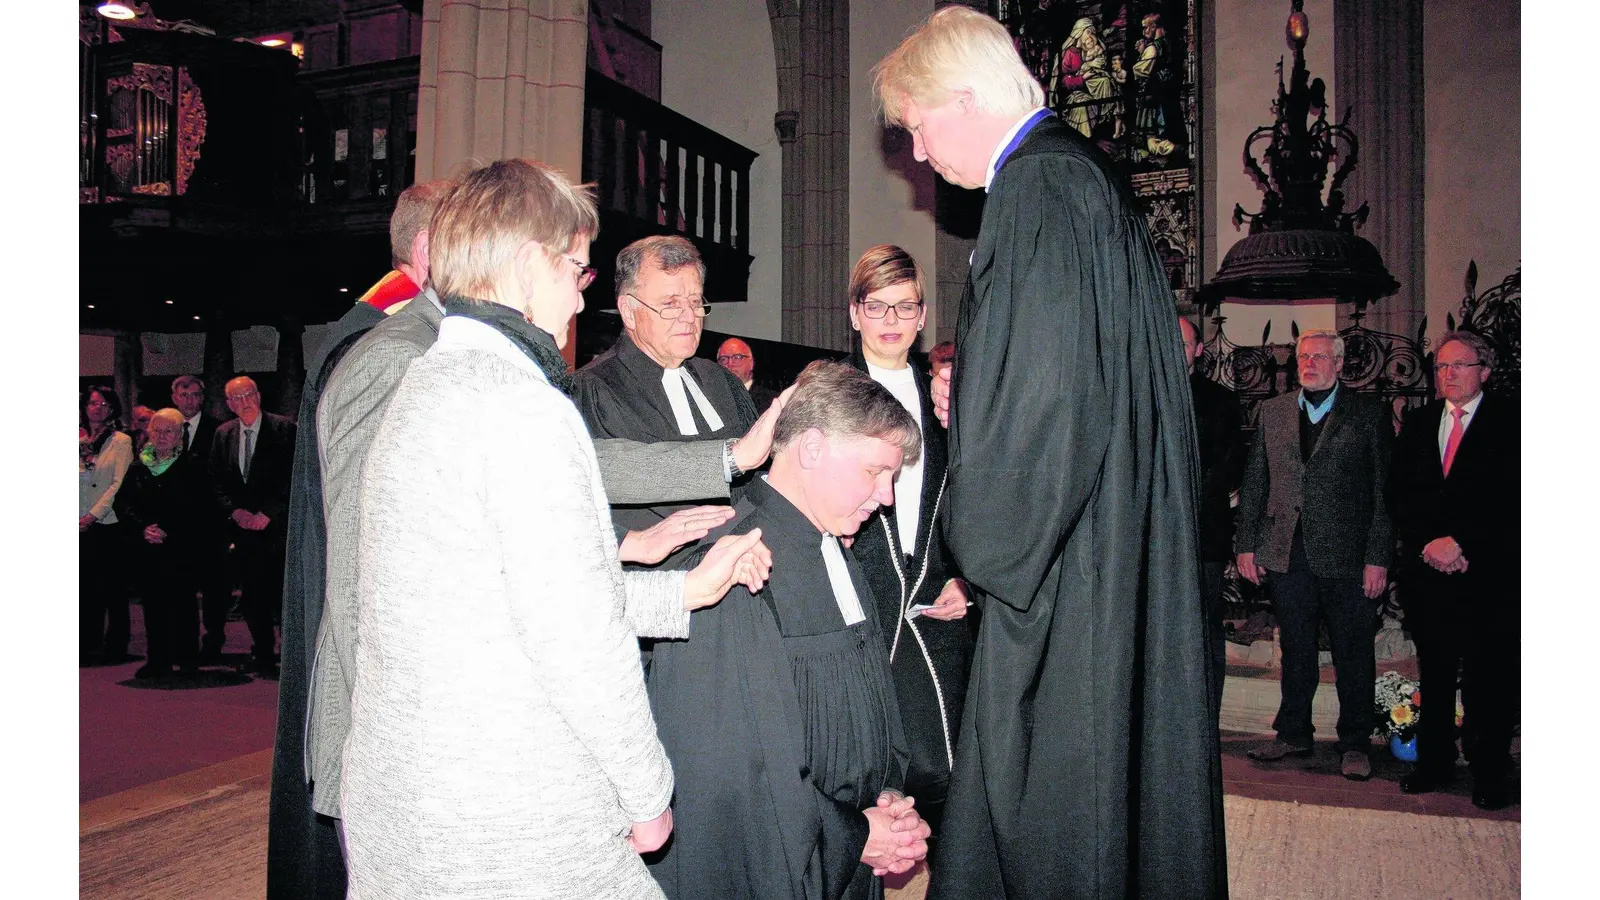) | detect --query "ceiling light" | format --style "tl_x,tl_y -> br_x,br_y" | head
87,304 -> 96,309
338,287 -> 349,293
193,315 -> 201,320
165,299 -> 174,304
261,38 -> 287,47
96,3 -> 137,20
